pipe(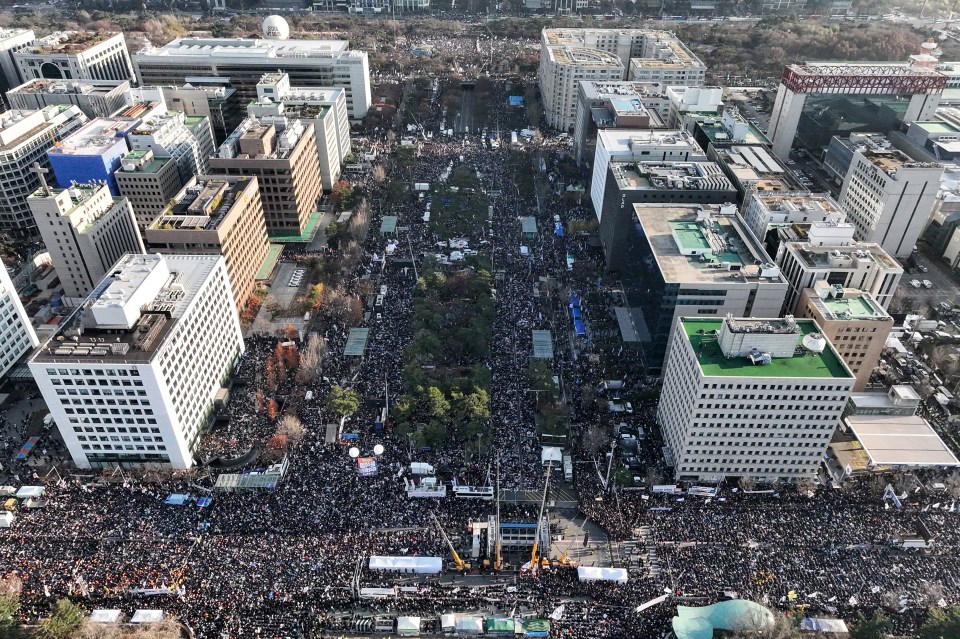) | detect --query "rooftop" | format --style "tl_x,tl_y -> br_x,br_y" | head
579,80 -> 666,101
912,119 -> 960,134
788,242 -> 900,271
549,47 -> 623,68
151,178 -> 254,231
215,116 -> 309,161
138,37 -> 357,60
598,128 -> 699,154
8,78 -> 127,95
697,117 -> 770,146
0,105 -> 82,152
118,150 -> 171,175
807,288 -> 891,321
19,31 -> 118,55
52,117 -> 137,155
751,192 -> 843,214
635,205 -> 782,285
611,161 -> 733,192
845,414 -> 960,467
32,254 -> 220,364
682,317 -> 851,379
